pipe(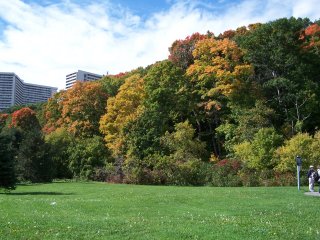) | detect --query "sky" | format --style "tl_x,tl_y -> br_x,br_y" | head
0,0 -> 319,90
